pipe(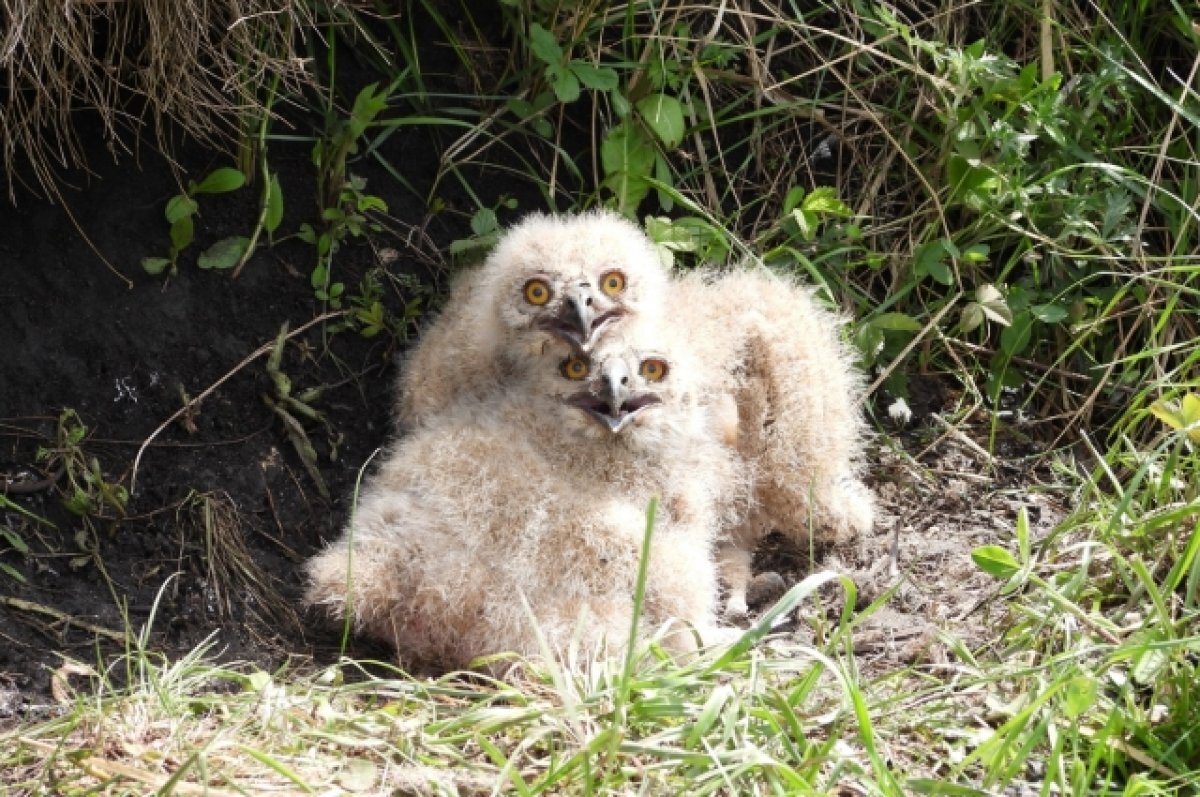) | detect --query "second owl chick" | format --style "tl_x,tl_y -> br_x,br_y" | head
308,318 -> 742,671
672,267 -> 875,616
